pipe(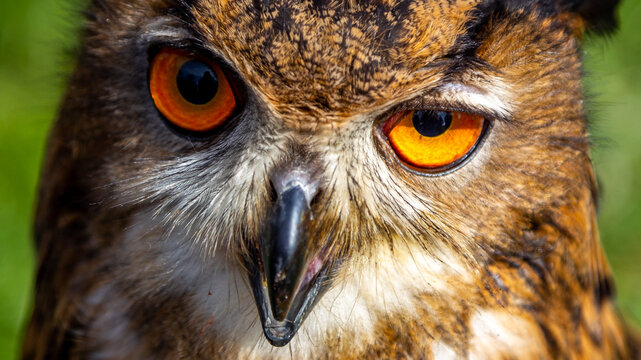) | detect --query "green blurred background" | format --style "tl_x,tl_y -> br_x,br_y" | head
0,0 -> 639,358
